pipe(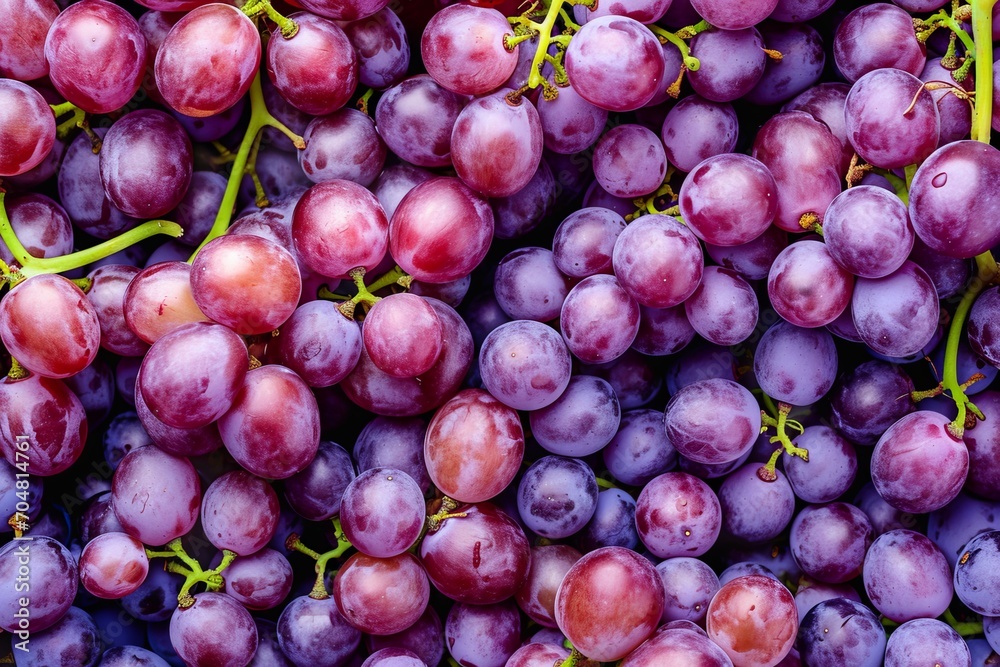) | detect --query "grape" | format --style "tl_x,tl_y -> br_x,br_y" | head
424,388 -> 524,503
44,0 -> 145,114
479,320 -> 572,411
283,441 -> 354,521
744,22 -> 825,106
0,536 -> 77,633
190,234 -> 301,336
420,4 -> 517,95
592,124 -> 666,198
271,300 -> 362,388
506,643 -> 570,667
909,140 -> 1000,259
564,15 -> 664,112
111,445 -> 199,546
219,365 -> 320,480
0,0 -> 58,80
928,493 -> 1000,569
444,601 -> 520,667
844,68 -> 940,170
169,592 -> 257,667
965,392 -> 1000,500
353,417 -> 430,493
684,267 -> 757,347
451,91 -> 542,198
362,648 -> 426,667
620,626 -> 734,666
718,464 -> 796,544
11,605 -> 99,666
362,293 -> 442,378
342,7 -> 410,90
0,80 -> 55,177
99,646 -> 171,667
884,618 -> 971,667
248,618 -> 294,667
296,0 -> 388,21
79,532 -> 149,599
690,0 -> 777,29
953,531 -> 1000,615
767,240 -> 853,328
493,247 -> 568,322
1,193 -> 73,264
537,83 -> 609,154
853,261 -> 941,359
560,274 -> 640,364
753,320 -> 838,406
783,82 -> 853,173
829,360 -> 915,446
419,502 -> 530,605
661,96 -> 738,173
517,456 -> 598,539
798,598 -> 886,667
789,503 -> 872,583
922,57 -> 973,146
333,552 -> 429,635
612,214 -> 703,308
0,273 -> 100,379
632,304 -> 696,356
679,154 -> 776,247
137,321 -> 247,429
707,574 -> 797,667
372,163 -> 435,222
366,607 -> 444,667
389,176 -> 493,283
636,472 -> 722,558
154,3 -> 260,117
664,378 -> 761,465
529,375 -> 620,457
515,545 -> 581,627
120,558 -> 181,621
863,528 -> 953,622
823,185 -> 914,278
340,468 -> 425,558
833,4 -> 926,82
688,28 -> 766,103
299,109 -> 386,186
277,595 -> 361,667
201,470 -> 278,555
554,546 -> 664,662
267,12 -> 356,116
782,426 -> 858,503
375,75 -> 465,169
99,109 -> 193,219
552,207 -> 626,279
